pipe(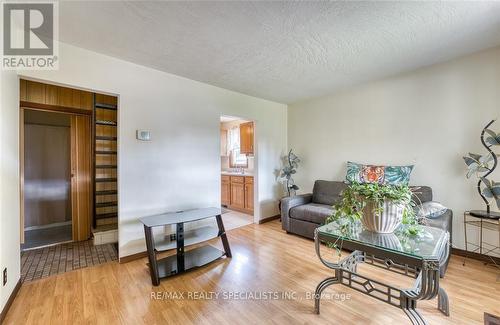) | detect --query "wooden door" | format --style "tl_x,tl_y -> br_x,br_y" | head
221,176 -> 230,206
239,122 -> 254,155
70,115 -> 92,241
230,182 -> 245,209
244,183 -> 253,212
